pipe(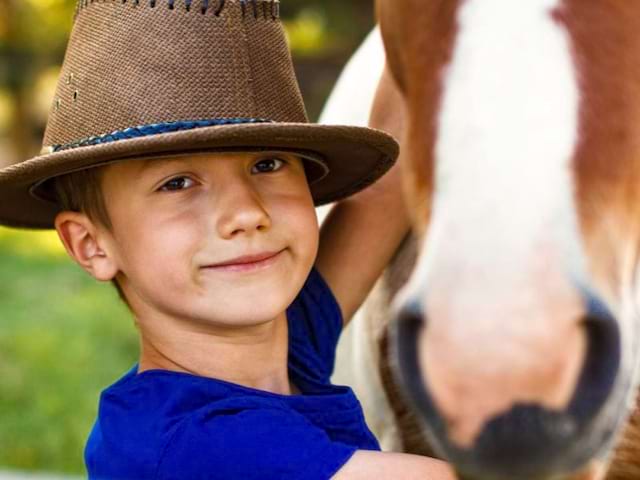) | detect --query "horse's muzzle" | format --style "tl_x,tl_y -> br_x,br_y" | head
391,291 -> 622,480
